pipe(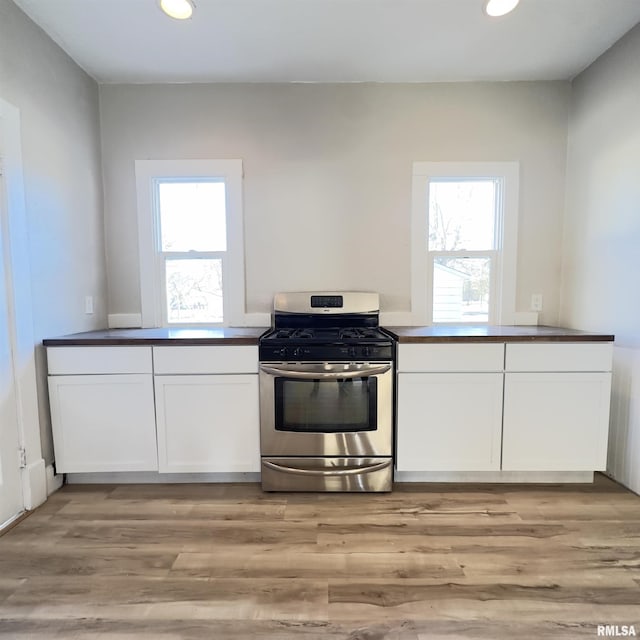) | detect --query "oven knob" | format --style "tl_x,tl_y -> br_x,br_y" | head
292,347 -> 301,359
278,347 -> 288,359
363,346 -> 371,358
